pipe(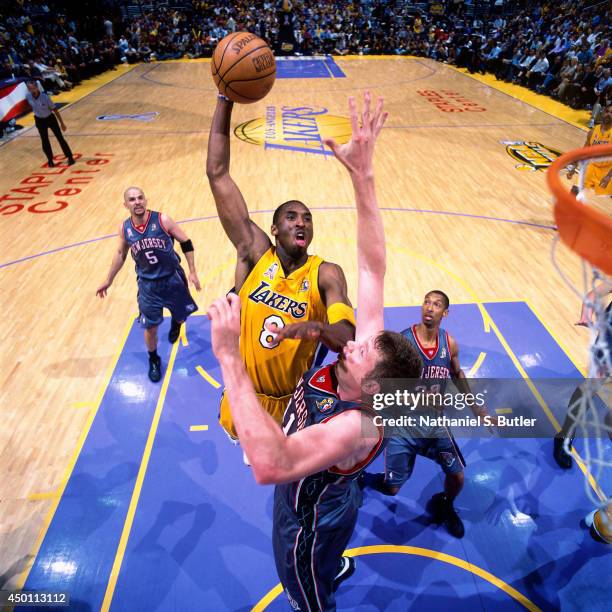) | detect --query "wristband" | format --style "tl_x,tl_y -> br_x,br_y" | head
180,239 -> 194,253
327,302 -> 356,326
